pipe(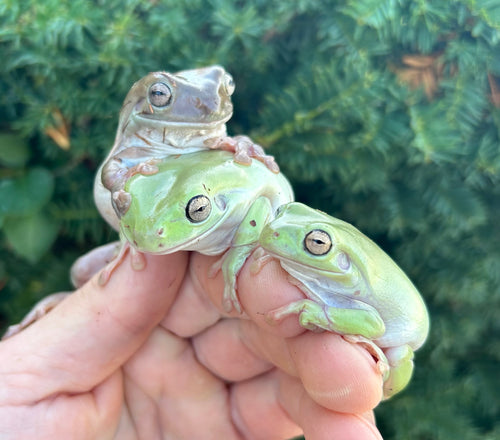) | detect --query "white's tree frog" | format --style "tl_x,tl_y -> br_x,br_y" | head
252,202 -> 430,399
